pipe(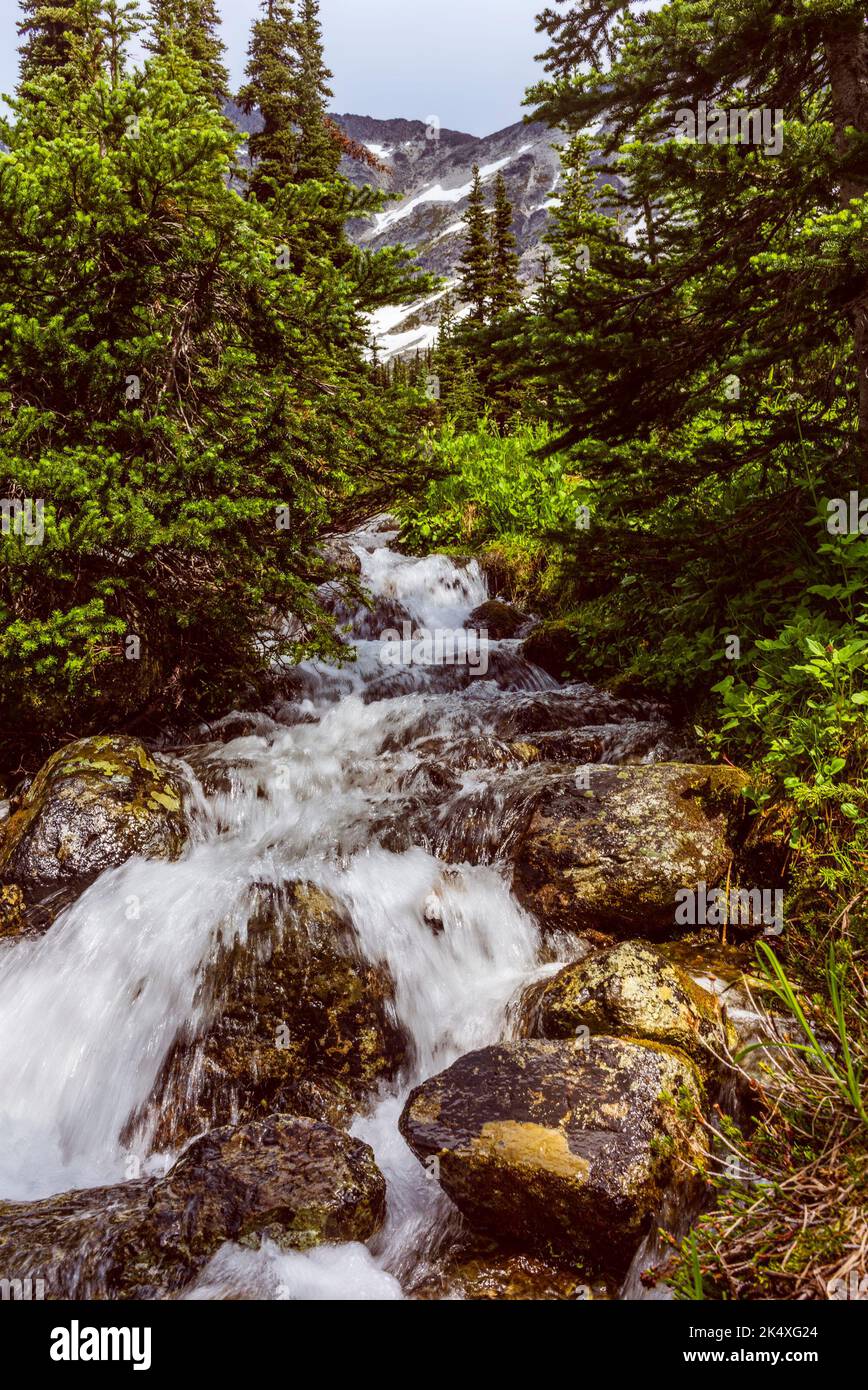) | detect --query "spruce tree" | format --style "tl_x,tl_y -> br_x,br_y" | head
489,173 -> 522,314
458,166 -> 492,323
526,0 -> 868,473
293,0 -> 339,182
237,0 -> 299,202
0,40 -> 409,759
146,0 -> 229,106
19,0 -> 120,101
102,0 -> 143,88
17,0 -> 89,95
